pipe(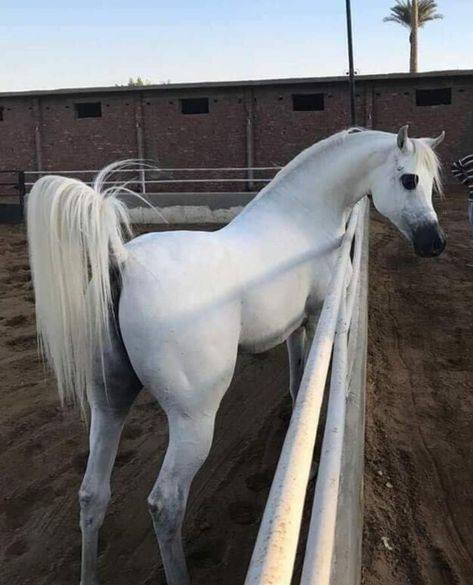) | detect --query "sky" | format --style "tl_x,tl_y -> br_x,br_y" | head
1,1 -> 472,92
